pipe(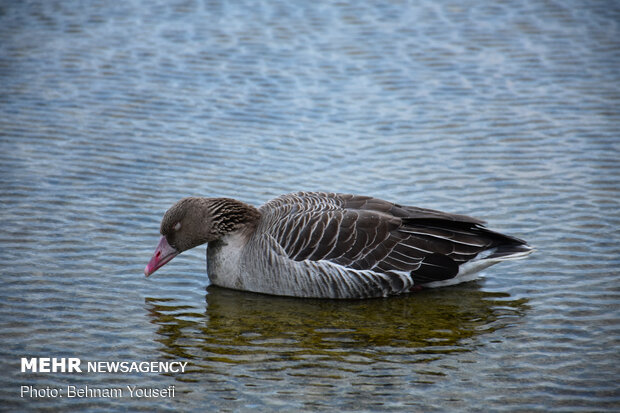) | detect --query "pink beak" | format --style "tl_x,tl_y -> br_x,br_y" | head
144,236 -> 179,277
